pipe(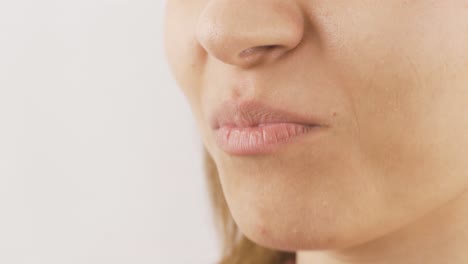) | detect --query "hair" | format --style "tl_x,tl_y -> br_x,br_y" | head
203,149 -> 296,264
